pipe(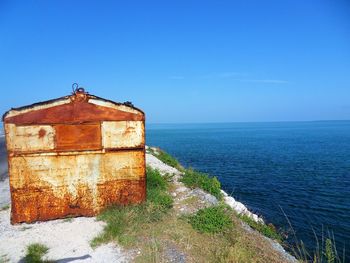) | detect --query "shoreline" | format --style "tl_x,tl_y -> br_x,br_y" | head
220,189 -> 263,223
146,146 -> 297,262
146,147 -> 297,262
